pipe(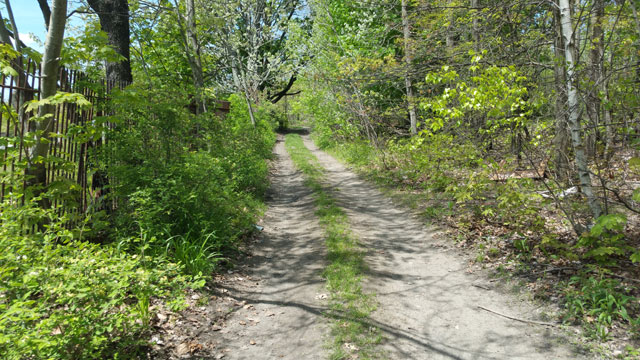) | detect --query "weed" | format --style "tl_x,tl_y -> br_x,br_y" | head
563,276 -> 634,340
167,231 -> 223,276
